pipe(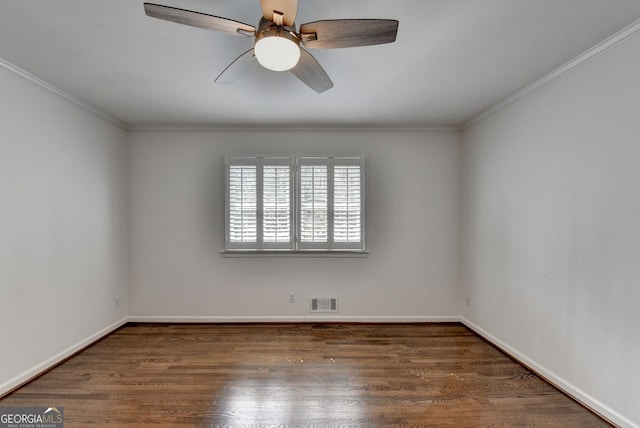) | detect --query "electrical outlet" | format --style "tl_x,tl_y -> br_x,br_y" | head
465,296 -> 471,307
289,292 -> 295,304
114,296 -> 120,309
